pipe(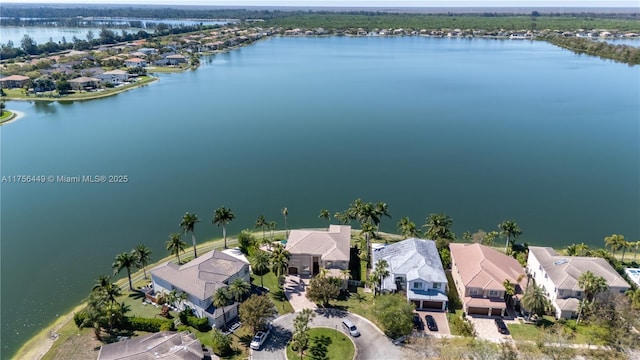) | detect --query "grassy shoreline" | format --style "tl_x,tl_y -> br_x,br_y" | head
0,110 -> 16,124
